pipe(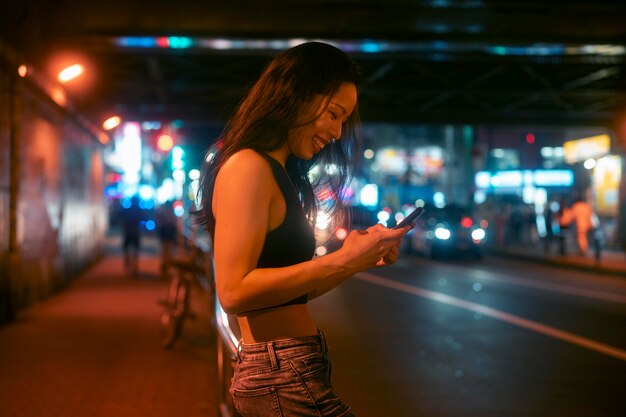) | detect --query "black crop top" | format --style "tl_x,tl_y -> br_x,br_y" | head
254,151 -> 316,308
